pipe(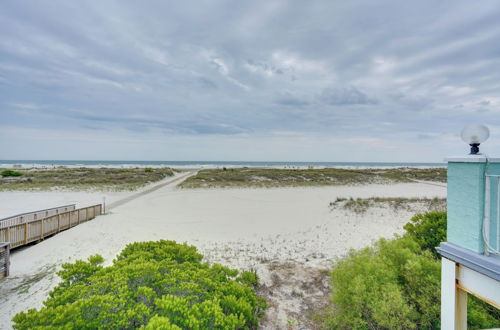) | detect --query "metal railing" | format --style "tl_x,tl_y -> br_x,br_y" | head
484,175 -> 500,255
